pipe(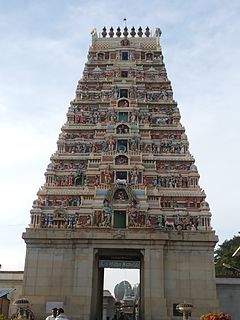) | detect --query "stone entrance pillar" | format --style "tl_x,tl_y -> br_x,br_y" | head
91,251 -> 104,320
143,246 -> 168,320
